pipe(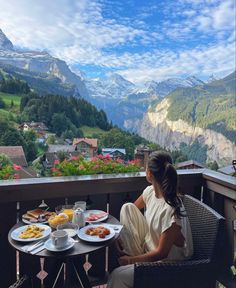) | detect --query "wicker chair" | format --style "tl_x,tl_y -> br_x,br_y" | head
133,195 -> 225,288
